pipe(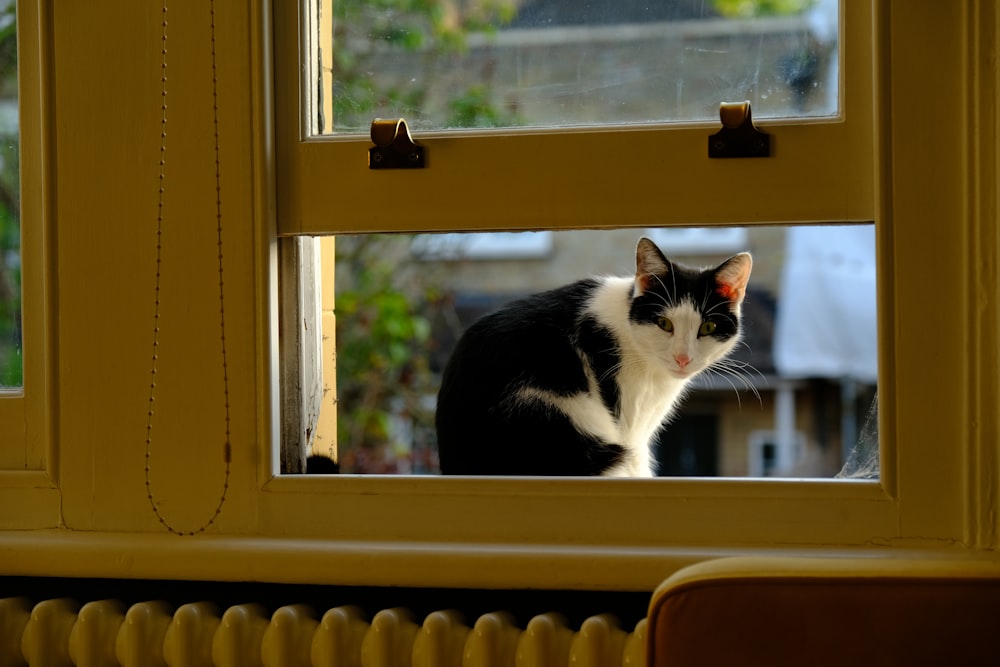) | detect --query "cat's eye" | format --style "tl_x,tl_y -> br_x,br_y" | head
698,321 -> 717,336
657,316 -> 674,333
